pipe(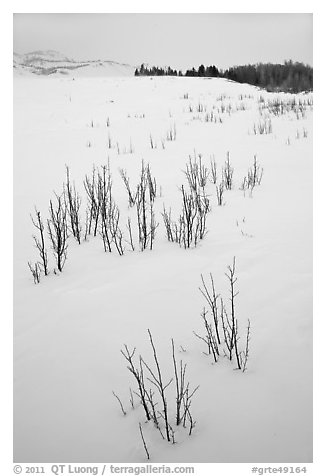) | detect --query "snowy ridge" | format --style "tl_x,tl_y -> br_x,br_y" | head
13,50 -> 135,77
